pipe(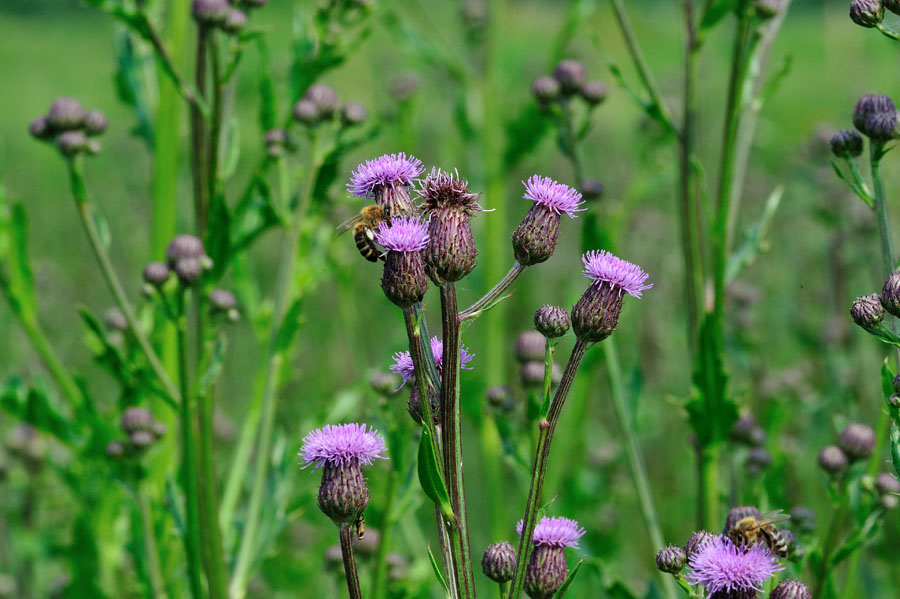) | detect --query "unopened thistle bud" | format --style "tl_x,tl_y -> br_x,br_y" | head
419,168 -> 483,284
304,83 -> 340,118
105,440 -> 127,459
655,545 -> 686,573
486,385 -> 514,411
130,430 -> 156,449
518,517 -> 585,599
853,93 -> 899,140
166,234 -> 205,265
516,331 -> 546,363
684,530 -> 717,557
521,361 -> 559,388
572,250 -> 652,342
829,129 -> 864,158
580,179 -> 605,201
482,541 -> 517,583
83,110 -> 108,136
839,422 -> 876,461
209,289 -> 237,313
789,506 -> 816,533
770,580 -> 811,599
28,116 -> 53,141
142,262 -> 171,287
223,9 -> 247,34
730,414 -> 766,446
121,407 -> 155,435
374,216 -> 430,307
532,76 -> 560,103
552,59 -> 586,95
370,372 -> 400,396
347,153 -> 424,217
47,97 -> 85,131
341,102 -> 368,126
56,130 -> 86,156
407,385 -> 440,424
724,506 -> 761,534
174,259 -> 203,285
850,294 -> 884,328
192,0 -> 230,25
849,0 -> 884,27
875,472 -> 900,494
299,423 -> 387,525
534,305 -> 570,338
512,175 -> 584,265
293,99 -> 320,124
881,273 -> 900,316
580,81 -> 608,105
104,307 -> 127,332
818,445 -> 848,474
747,447 -> 772,474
